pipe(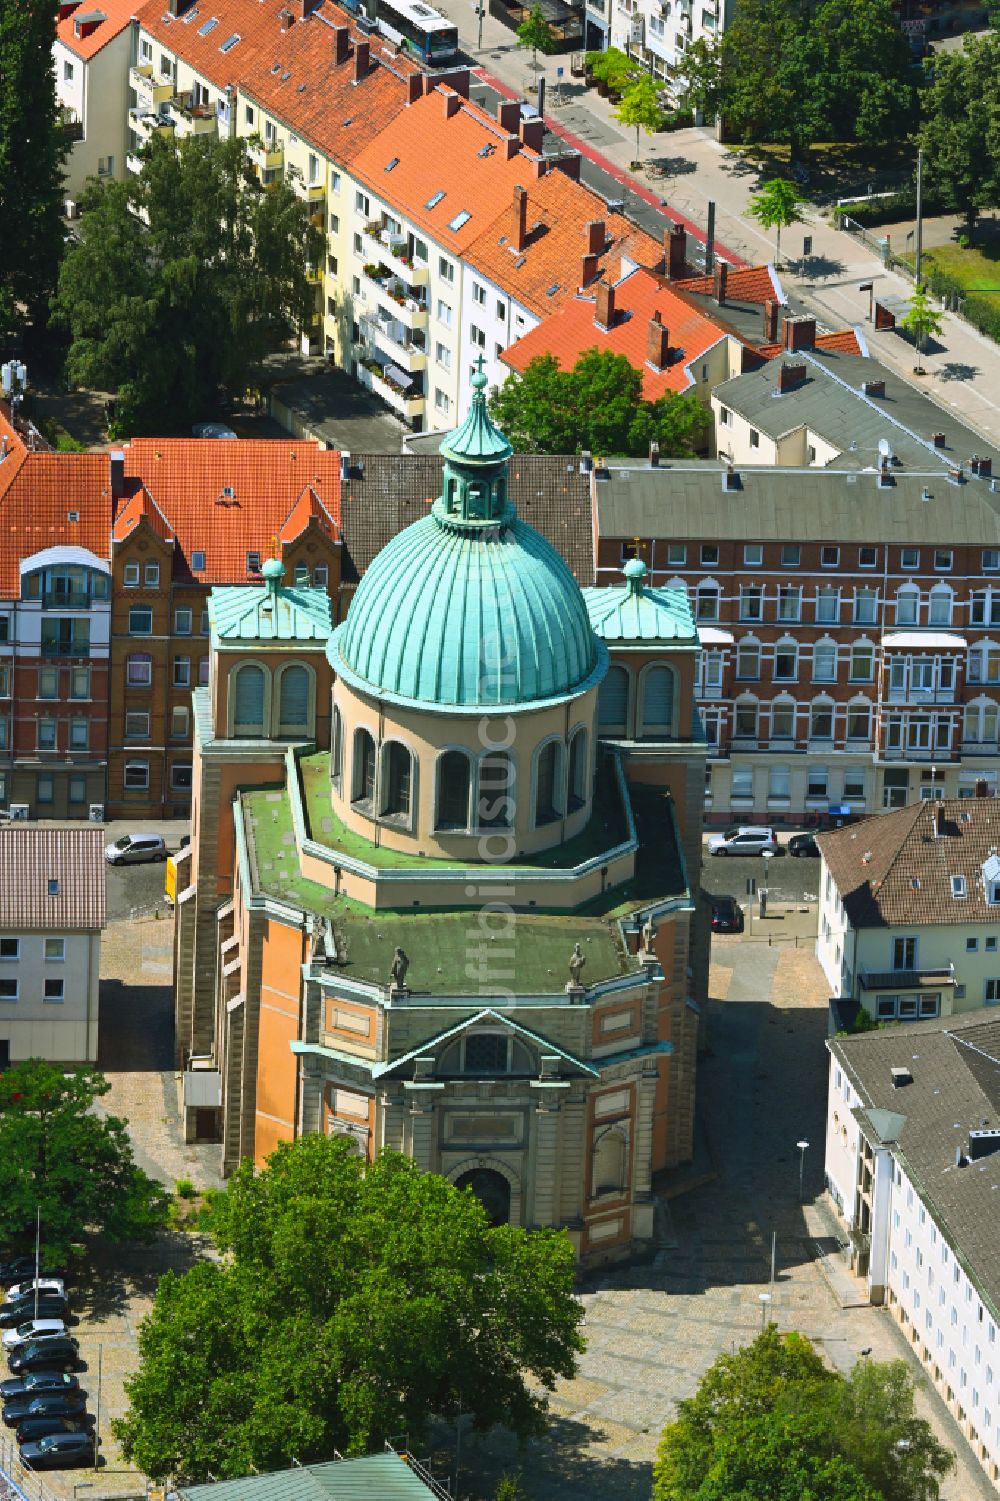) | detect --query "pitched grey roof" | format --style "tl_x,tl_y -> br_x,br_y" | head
180,1455 -> 438,1501
830,1009 -> 1000,1318
594,461 -> 1000,546
0,828 -> 105,931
